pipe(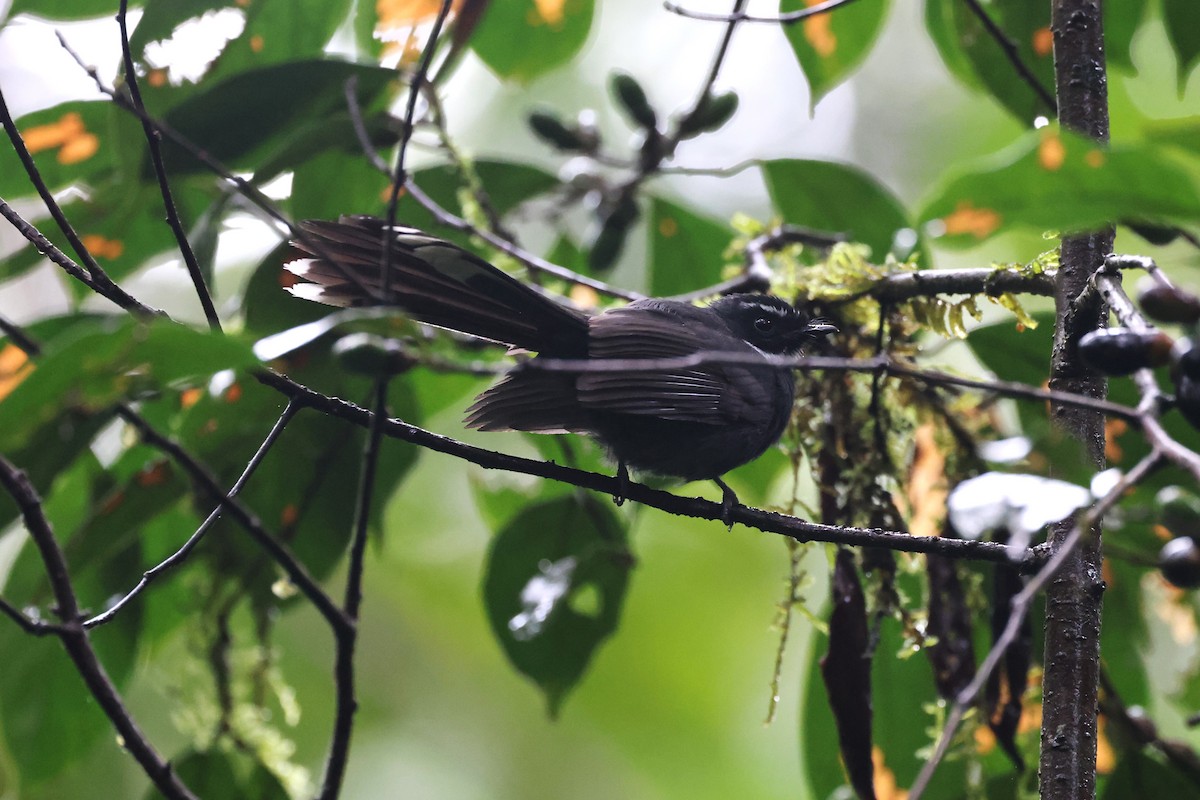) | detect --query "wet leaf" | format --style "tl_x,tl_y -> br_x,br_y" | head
482,494 -> 631,716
